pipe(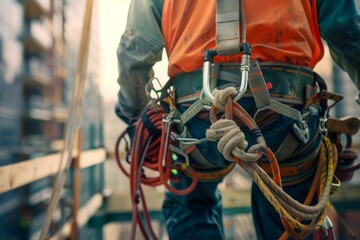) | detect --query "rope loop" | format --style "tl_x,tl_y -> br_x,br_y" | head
206,119 -> 248,161
204,87 -> 337,239
212,87 -> 238,112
